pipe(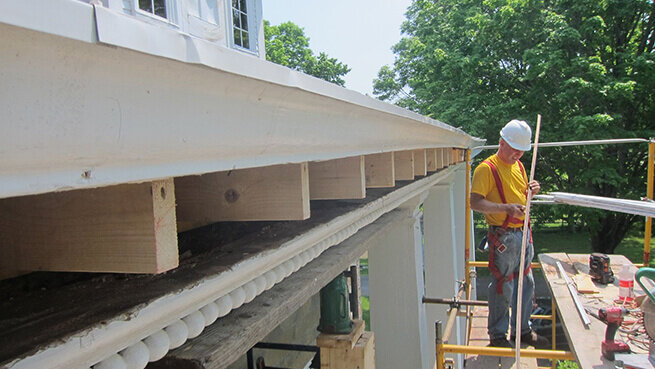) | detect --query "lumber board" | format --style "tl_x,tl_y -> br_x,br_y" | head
0,180 -> 178,274
149,208 -> 403,369
309,156 -> 366,200
175,163 -> 310,231
539,253 -> 603,369
316,320 -> 365,349
426,149 -> 438,172
319,329 -> 375,369
413,149 -> 427,176
364,153 -> 395,188
394,150 -> 415,180
465,307 -> 538,369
